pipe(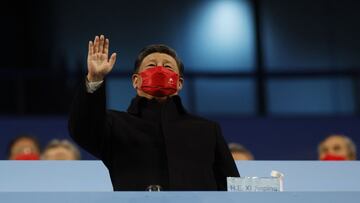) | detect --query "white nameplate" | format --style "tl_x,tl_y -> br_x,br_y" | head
227,177 -> 281,192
